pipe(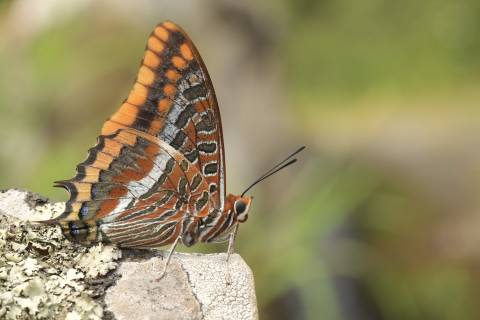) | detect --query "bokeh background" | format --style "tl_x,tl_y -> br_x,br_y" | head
1,0 -> 480,319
